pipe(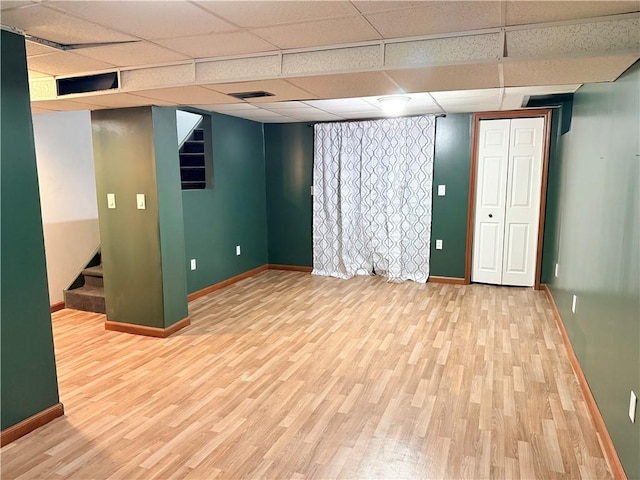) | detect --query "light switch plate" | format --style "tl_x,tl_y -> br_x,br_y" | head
236,245 -> 241,256
190,259 -> 196,271
630,391 -> 637,423
571,295 -> 577,313
136,193 -> 146,210
435,239 -> 443,250
310,186 -> 315,196
555,263 -> 559,278
107,193 -> 116,209
437,184 -> 446,196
